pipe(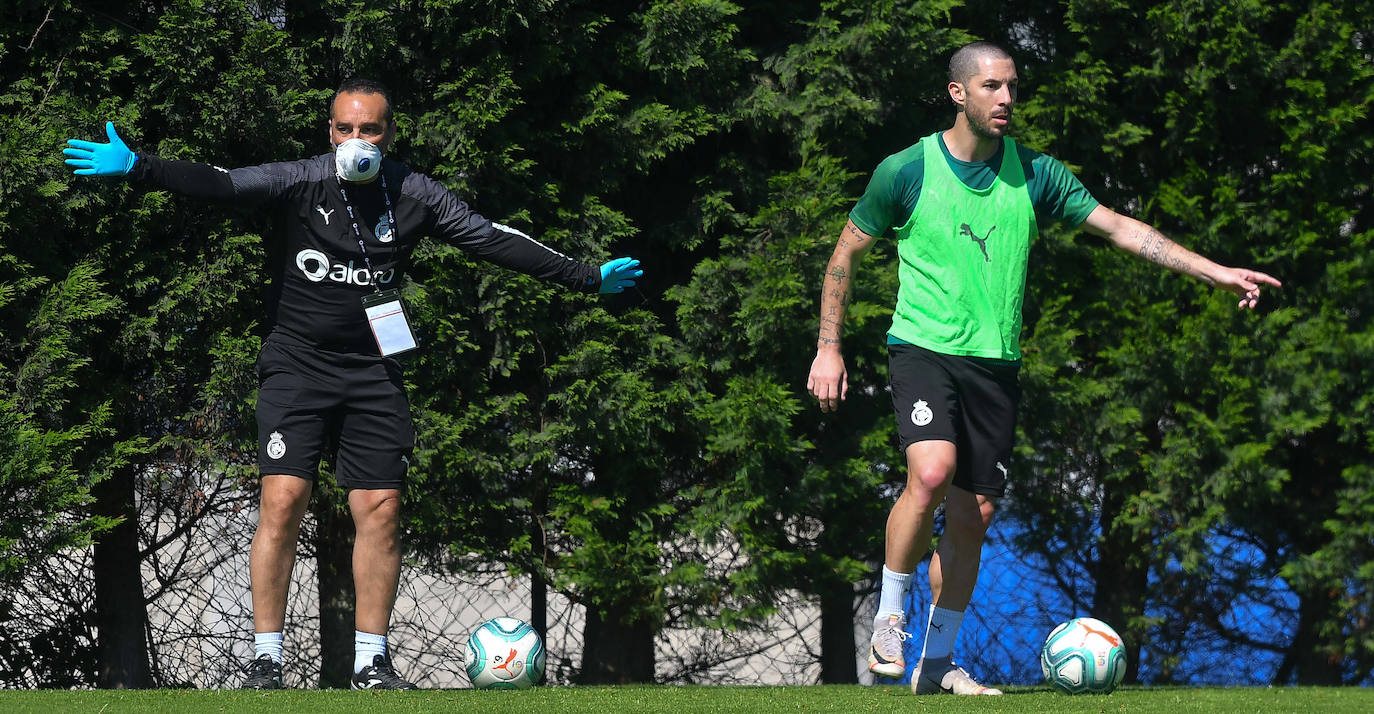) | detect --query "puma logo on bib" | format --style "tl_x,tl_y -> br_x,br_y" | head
959,223 -> 995,262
